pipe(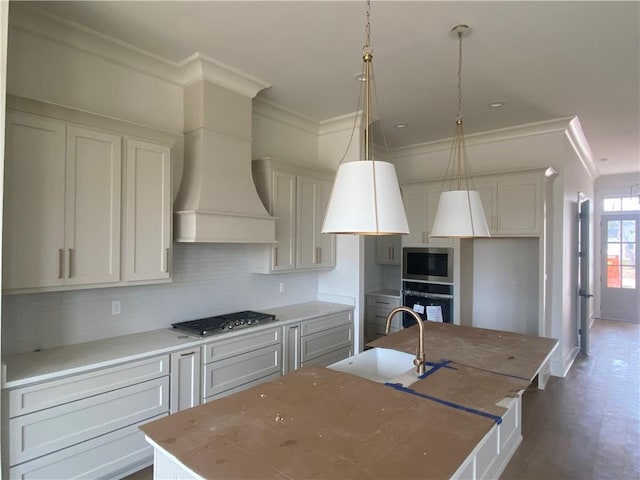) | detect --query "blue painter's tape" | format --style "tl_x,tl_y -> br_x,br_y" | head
419,359 -> 457,380
385,382 -> 503,425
